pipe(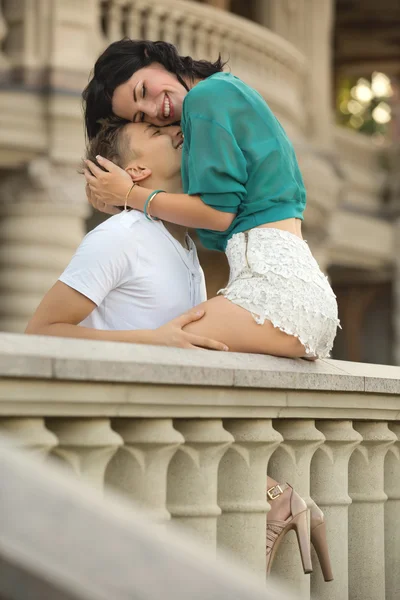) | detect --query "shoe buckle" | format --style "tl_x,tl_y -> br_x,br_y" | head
267,484 -> 283,501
